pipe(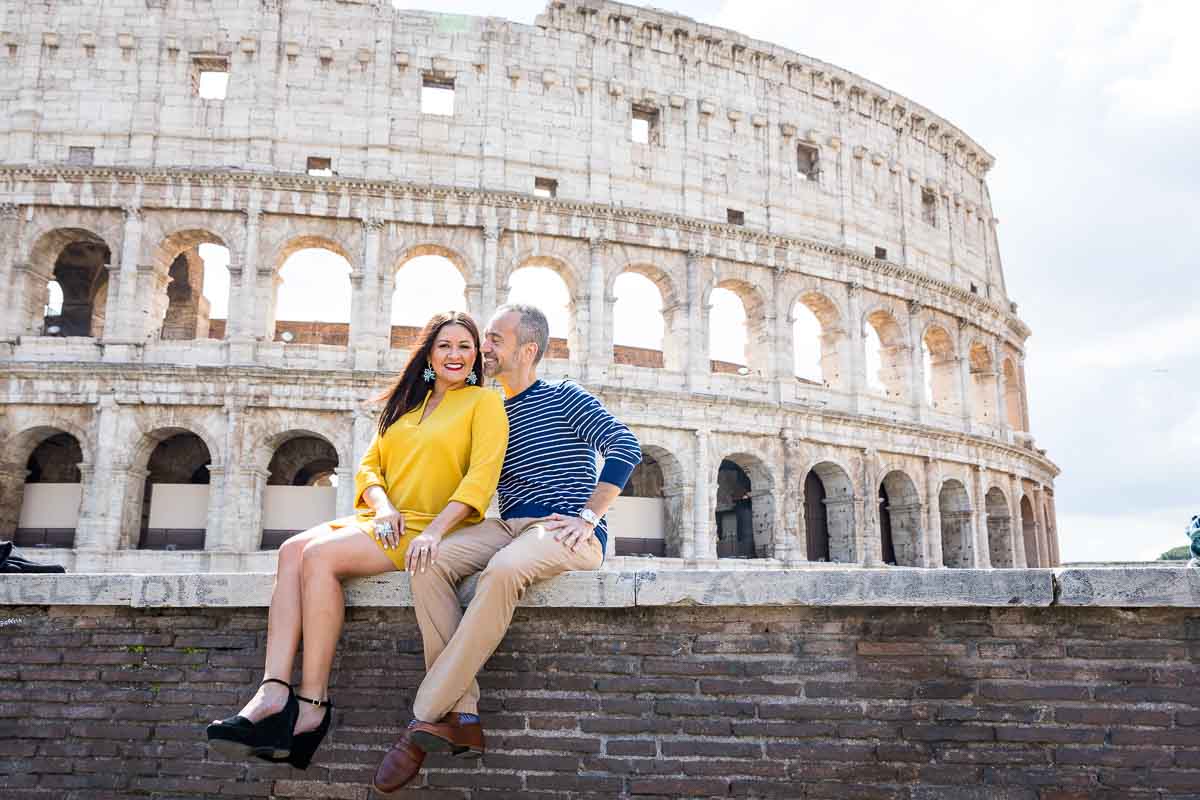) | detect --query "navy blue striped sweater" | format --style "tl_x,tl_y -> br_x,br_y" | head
499,379 -> 642,551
